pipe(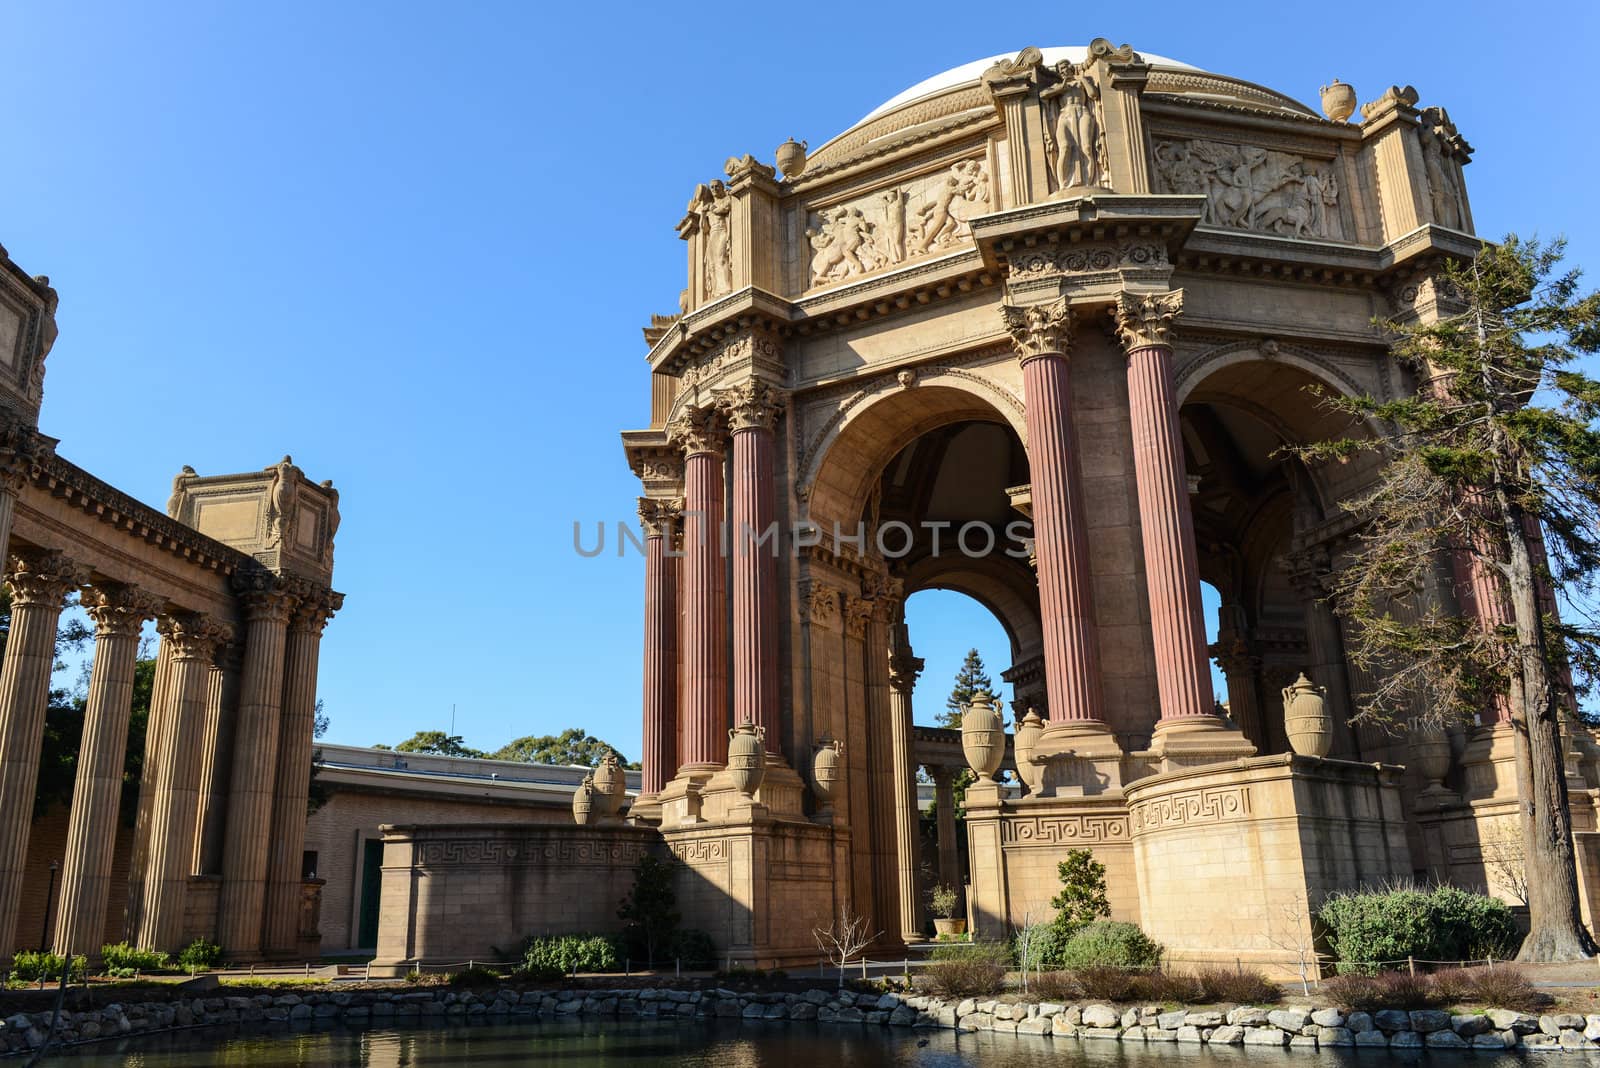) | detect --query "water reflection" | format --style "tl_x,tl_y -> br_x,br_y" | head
54,1018 -> 1527,1066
